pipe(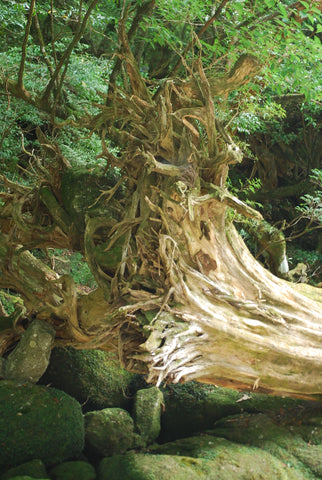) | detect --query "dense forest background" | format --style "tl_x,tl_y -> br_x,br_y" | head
0,0 -> 321,396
